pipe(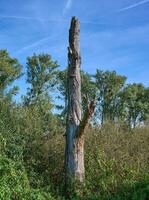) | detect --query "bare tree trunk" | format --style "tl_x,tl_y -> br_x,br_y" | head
65,17 -> 84,183
64,17 -> 96,196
